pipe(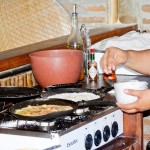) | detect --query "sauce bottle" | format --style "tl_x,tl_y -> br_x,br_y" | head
67,4 -> 85,80
103,71 -> 117,81
88,49 -> 98,81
